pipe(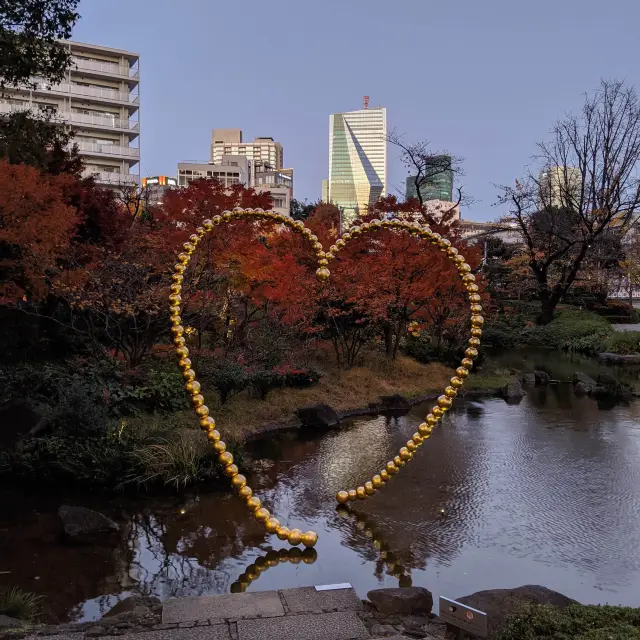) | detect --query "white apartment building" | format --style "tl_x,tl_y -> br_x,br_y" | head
211,129 -> 283,170
0,40 -> 140,187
